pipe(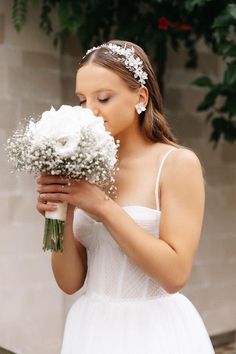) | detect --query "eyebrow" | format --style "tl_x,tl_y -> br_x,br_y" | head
75,89 -> 114,96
